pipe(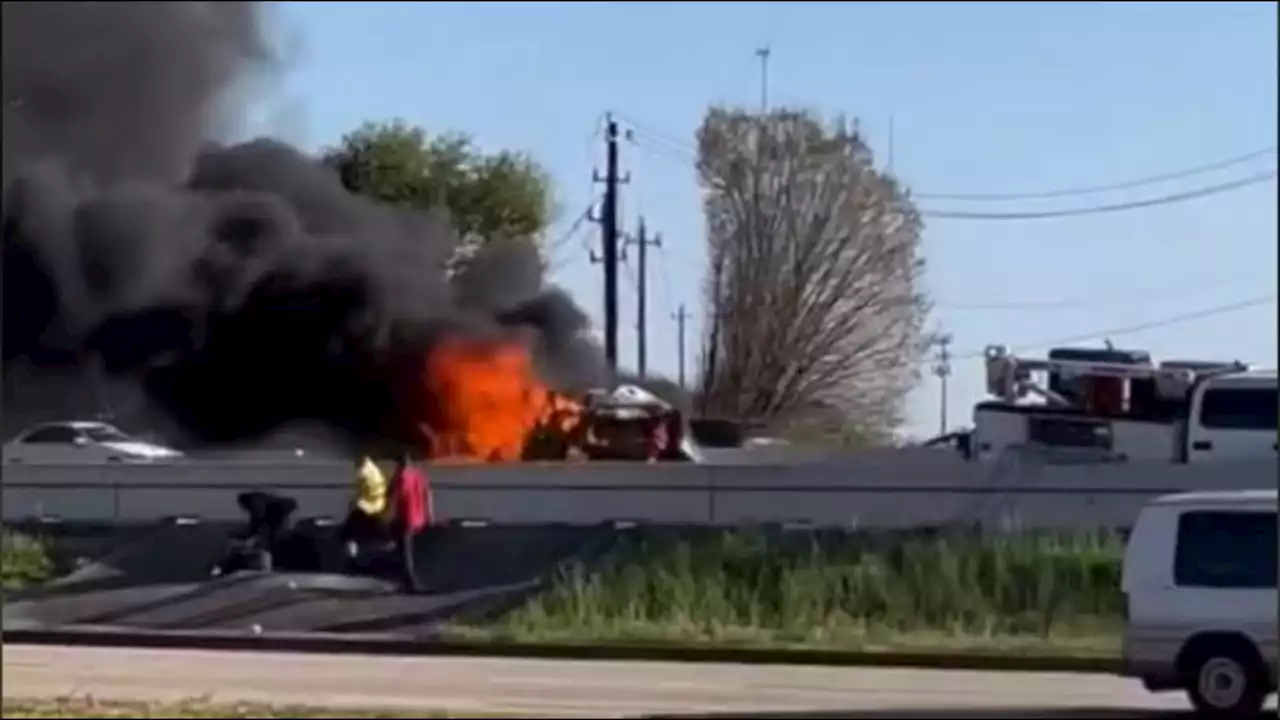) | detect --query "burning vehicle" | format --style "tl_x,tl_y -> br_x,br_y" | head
533,384 -> 696,462
413,337 -> 695,463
